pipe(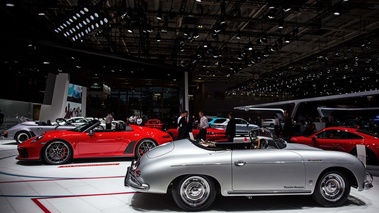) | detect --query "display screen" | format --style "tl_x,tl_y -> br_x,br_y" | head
67,83 -> 82,103
65,83 -> 83,118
